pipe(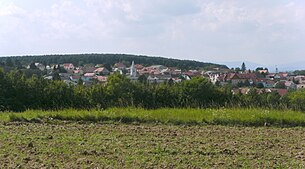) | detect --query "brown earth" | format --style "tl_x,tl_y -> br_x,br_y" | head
0,122 -> 305,168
